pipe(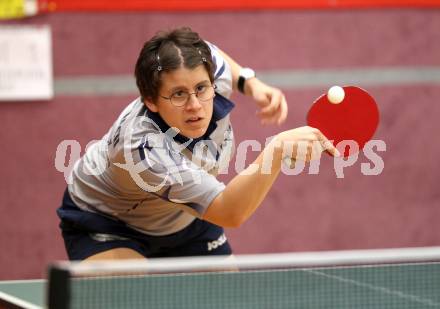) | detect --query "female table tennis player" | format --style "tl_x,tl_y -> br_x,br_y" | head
57,27 -> 338,261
